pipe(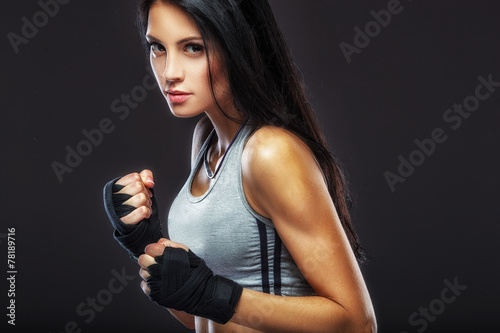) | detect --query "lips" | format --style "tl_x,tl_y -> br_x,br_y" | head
166,90 -> 192,103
